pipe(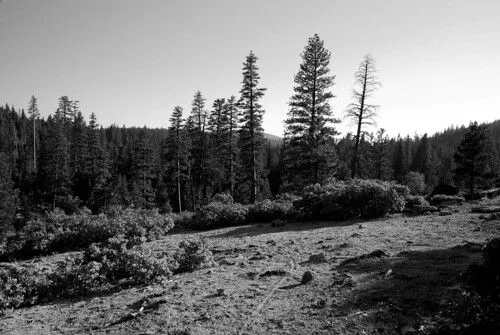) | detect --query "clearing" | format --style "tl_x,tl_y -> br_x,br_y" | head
1,199 -> 500,335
